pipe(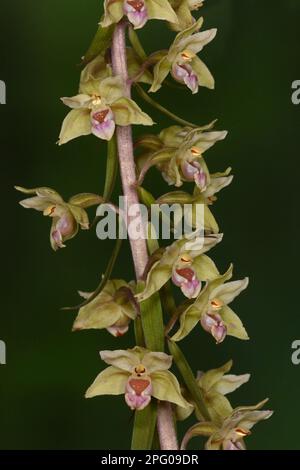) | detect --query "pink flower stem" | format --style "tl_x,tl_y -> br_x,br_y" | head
157,402 -> 178,450
111,21 -> 178,450
111,21 -> 147,279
